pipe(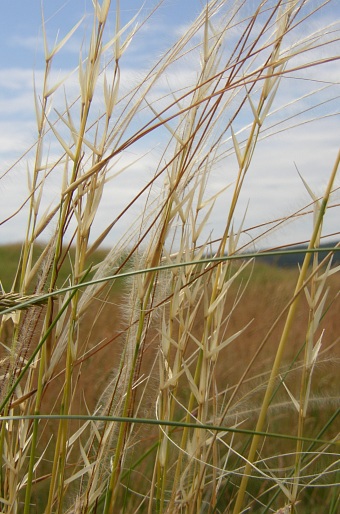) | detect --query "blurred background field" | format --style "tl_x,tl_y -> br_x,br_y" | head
1,244 -> 339,512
